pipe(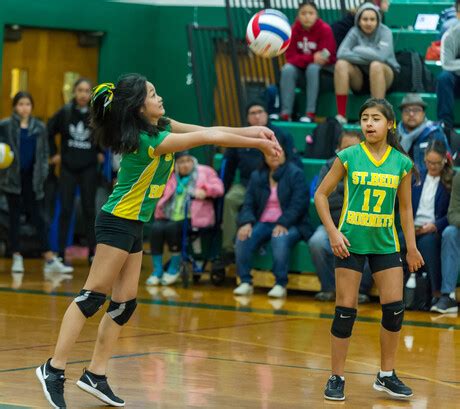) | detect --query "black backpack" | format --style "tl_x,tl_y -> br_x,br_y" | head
305,118 -> 343,159
394,51 -> 436,93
